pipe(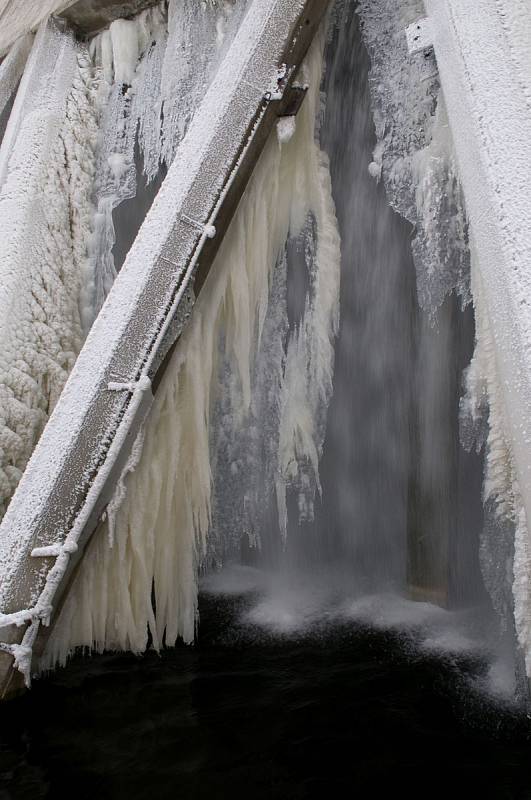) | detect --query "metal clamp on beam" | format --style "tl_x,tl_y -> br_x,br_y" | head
406,17 -> 434,55
405,17 -> 438,83
278,84 -> 308,117
107,376 -> 152,393
30,541 -> 78,559
178,214 -> 216,239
